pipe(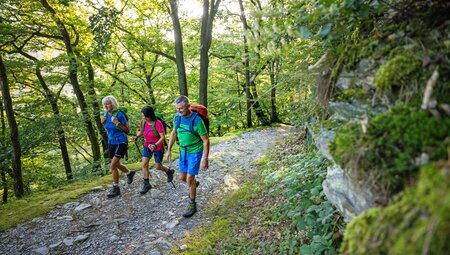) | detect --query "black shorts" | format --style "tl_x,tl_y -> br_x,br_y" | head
108,143 -> 128,159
